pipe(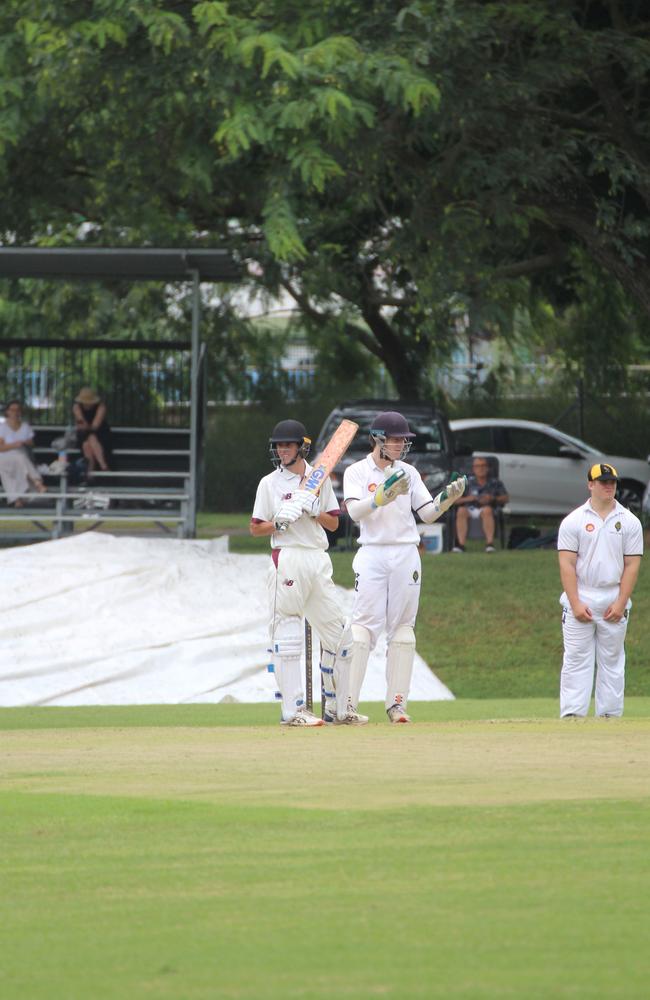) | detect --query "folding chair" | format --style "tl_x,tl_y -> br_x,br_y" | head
449,454 -> 508,549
